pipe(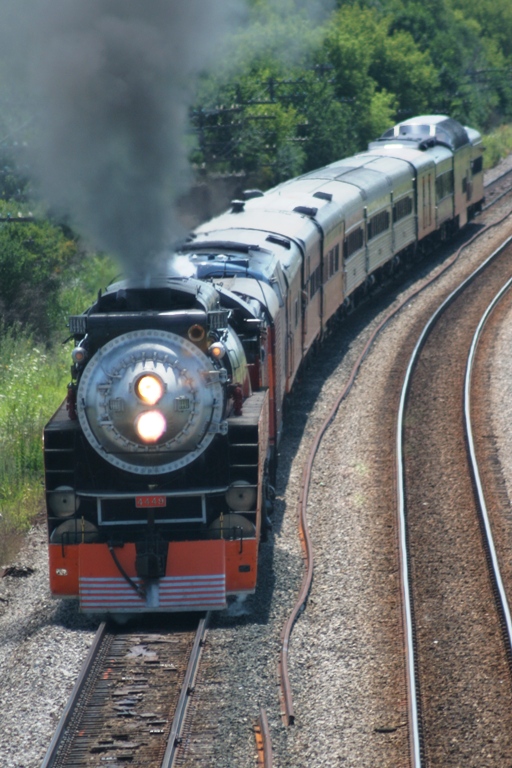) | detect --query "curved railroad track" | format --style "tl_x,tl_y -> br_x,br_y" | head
278,168 -> 512,733
397,237 -> 512,766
